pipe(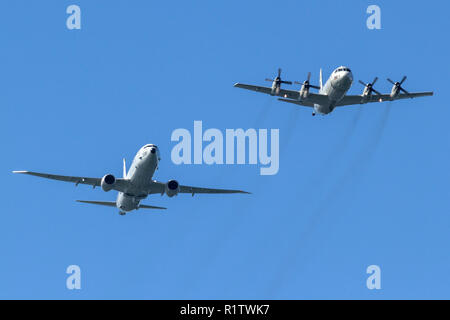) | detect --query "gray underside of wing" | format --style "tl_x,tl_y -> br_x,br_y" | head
147,180 -> 250,195
179,185 -> 251,194
278,98 -> 314,107
13,170 -> 101,186
278,92 -> 330,108
12,170 -> 129,192
76,200 -> 117,207
138,204 -> 167,210
336,92 -> 434,107
234,83 -> 301,100
234,83 -> 273,95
